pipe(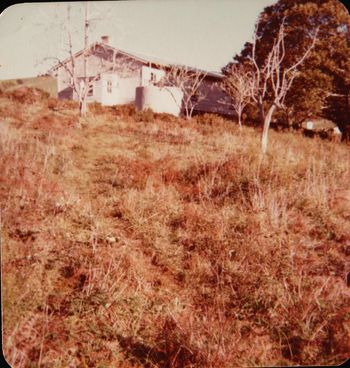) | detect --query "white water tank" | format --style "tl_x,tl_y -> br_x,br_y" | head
135,85 -> 183,116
